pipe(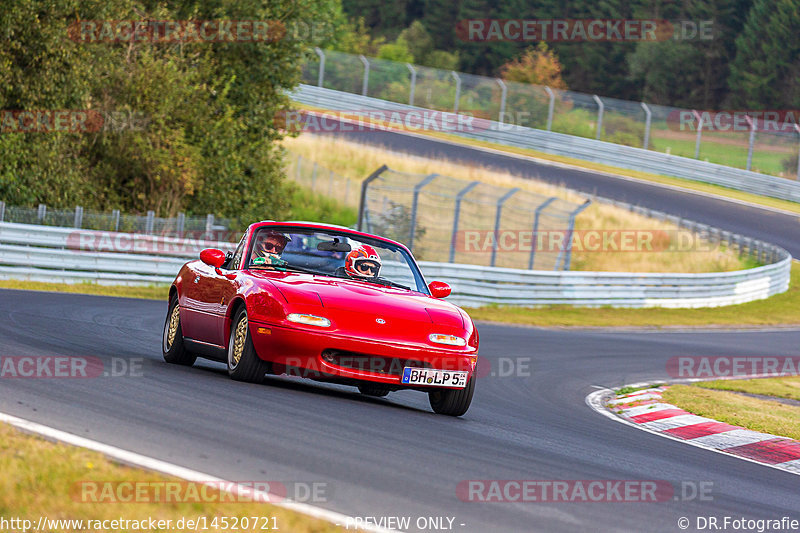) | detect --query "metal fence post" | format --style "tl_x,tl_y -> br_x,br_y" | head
406,63 -> 417,106
544,86 -> 555,131
559,200 -> 592,271
496,78 -> 507,125
74,206 -> 83,228
205,214 -> 214,240
408,173 -> 439,251
146,211 -> 155,235
745,115 -> 756,171
0,201 -> 5,223
692,110 -> 704,159
37,204 -> 46,223
357,164 -> 388,231
528,197 -> 557,270
314,47 -> 325,87
449,181 -> 480,263
640,102 -> 652,149
451,71 -> 461,114
112,209 -> 120,232
490,188 -> 520,267
177,212 -> 185,238
359,54 -> 370,96
796,124 -> 800,180
593,95 -> 604,140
